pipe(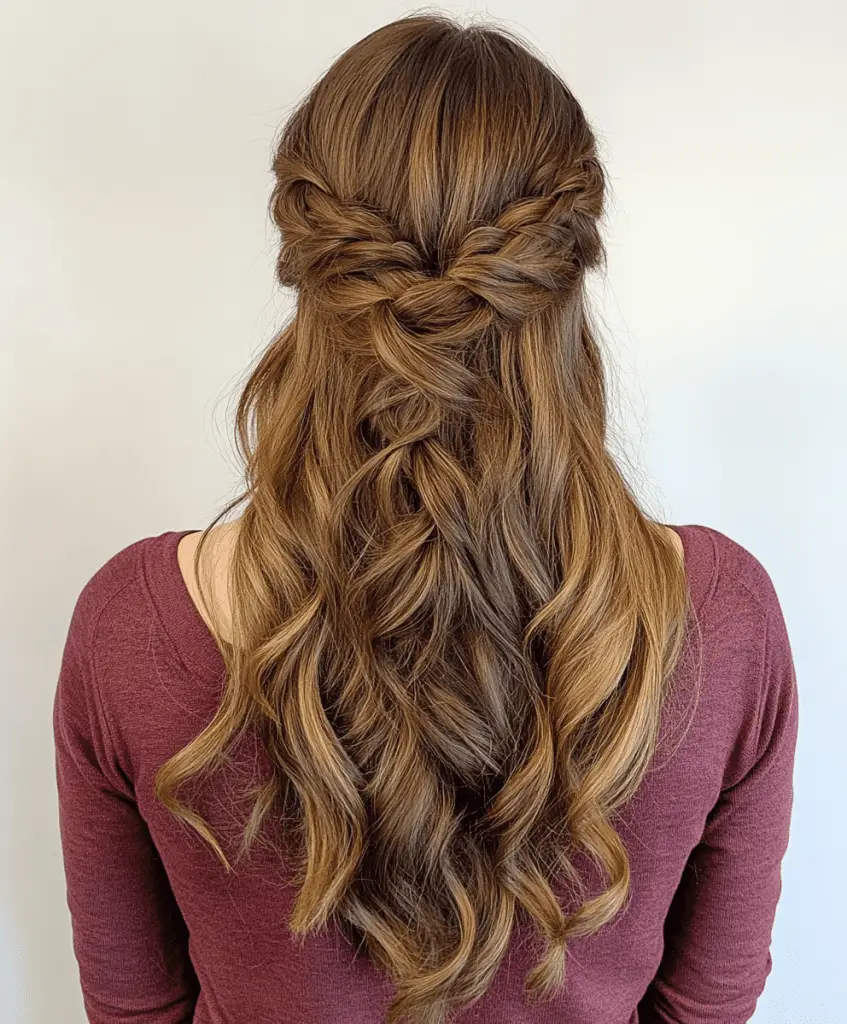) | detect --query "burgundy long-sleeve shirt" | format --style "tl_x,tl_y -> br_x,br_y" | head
53,523 -> 798,1024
